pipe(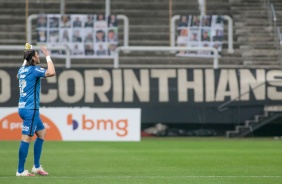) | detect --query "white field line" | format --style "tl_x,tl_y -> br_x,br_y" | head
1,175 -> 282,179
